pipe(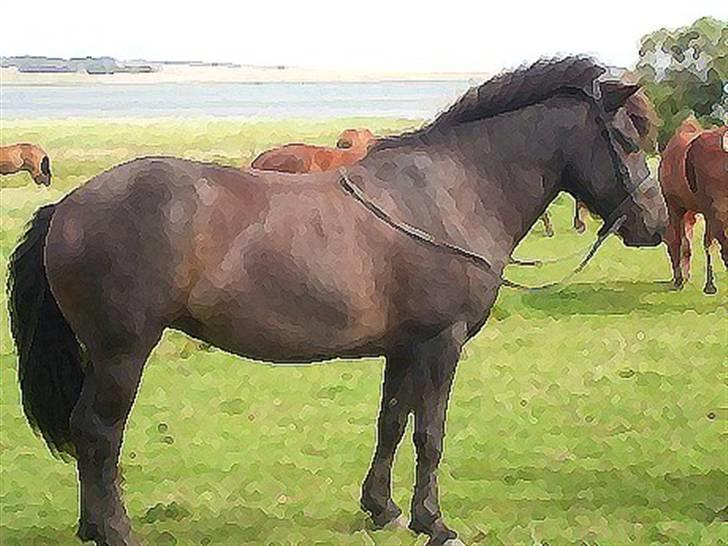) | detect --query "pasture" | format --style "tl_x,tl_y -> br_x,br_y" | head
0,118 -> 725,545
